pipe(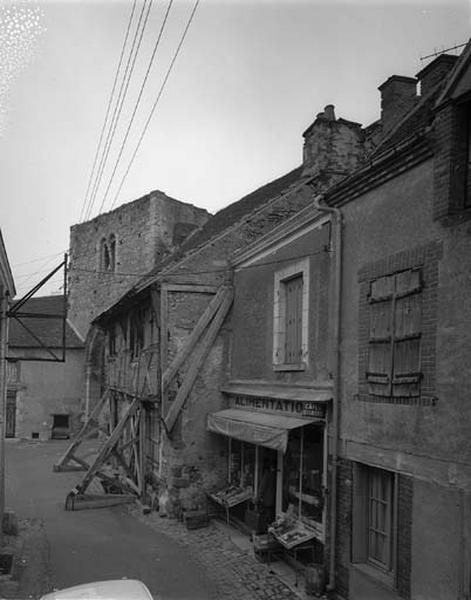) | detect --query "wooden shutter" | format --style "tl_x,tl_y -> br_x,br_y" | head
352,463 -> 369,563
393,270 -> 422,397
367,275 -> 394,396
284,275 -> 303,364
